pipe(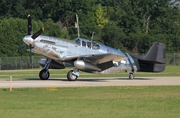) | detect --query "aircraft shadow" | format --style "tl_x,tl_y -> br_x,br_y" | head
21,77 -> 152,82
76,78 -> 152,81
